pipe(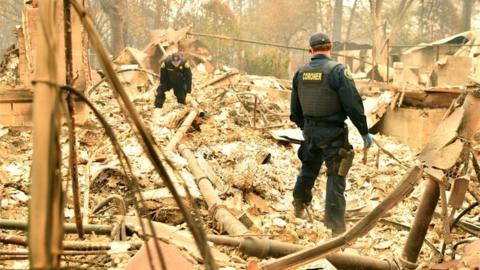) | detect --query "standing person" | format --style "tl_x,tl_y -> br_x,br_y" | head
290,32 -> 374,236
154,52 -> 192,108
